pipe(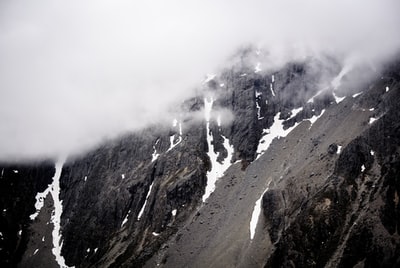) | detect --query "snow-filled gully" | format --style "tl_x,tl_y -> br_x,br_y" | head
202,97 -> 234,203
29,159 -> 73,267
